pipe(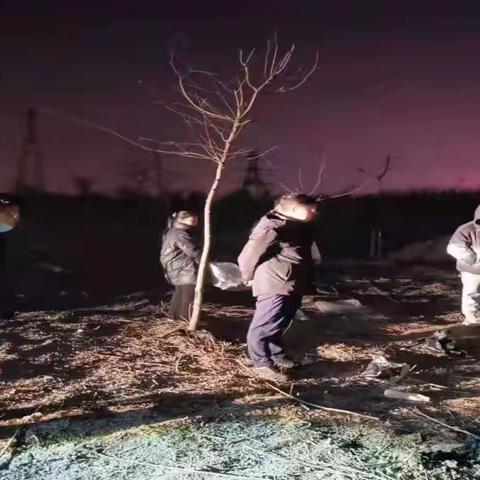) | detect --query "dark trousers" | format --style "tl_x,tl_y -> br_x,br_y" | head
0,271 -> 14,319
170,284 -> 195,320
247,294 -> 302,368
